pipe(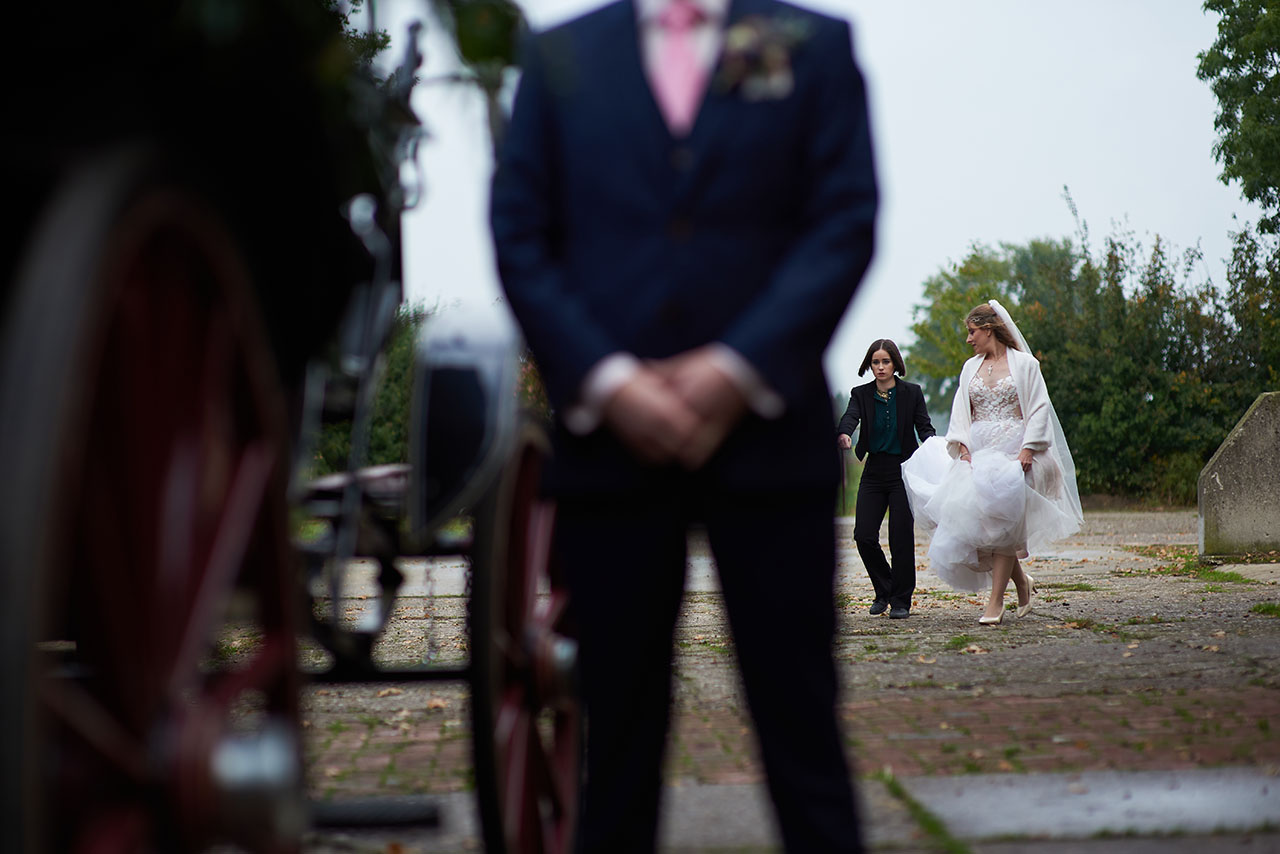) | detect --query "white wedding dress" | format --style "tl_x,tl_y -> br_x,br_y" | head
902,372 -> 1081,592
